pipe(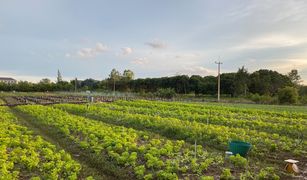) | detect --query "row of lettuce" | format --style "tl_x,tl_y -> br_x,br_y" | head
54,103 -> 306,159
93,100 -> 307,139
16,105 -> 233,179
0,106 -> 81,179
2,101 -> 296,179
